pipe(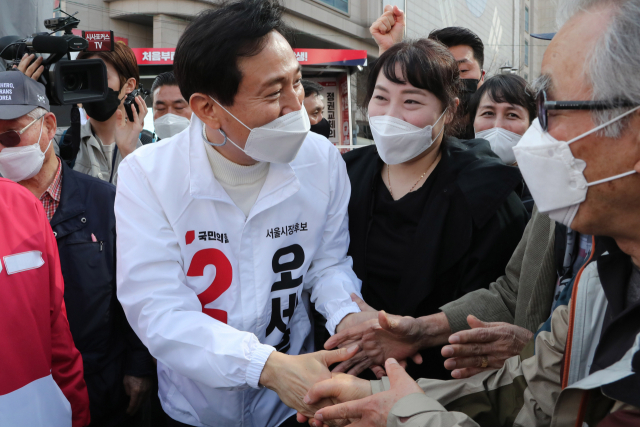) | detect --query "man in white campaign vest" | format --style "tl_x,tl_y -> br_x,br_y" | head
115,1 -> 371,426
